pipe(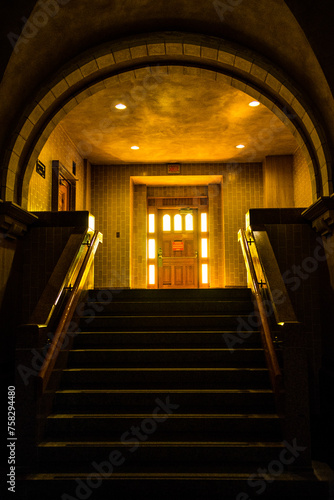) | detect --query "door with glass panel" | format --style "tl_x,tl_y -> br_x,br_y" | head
157,209 -> 198,289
